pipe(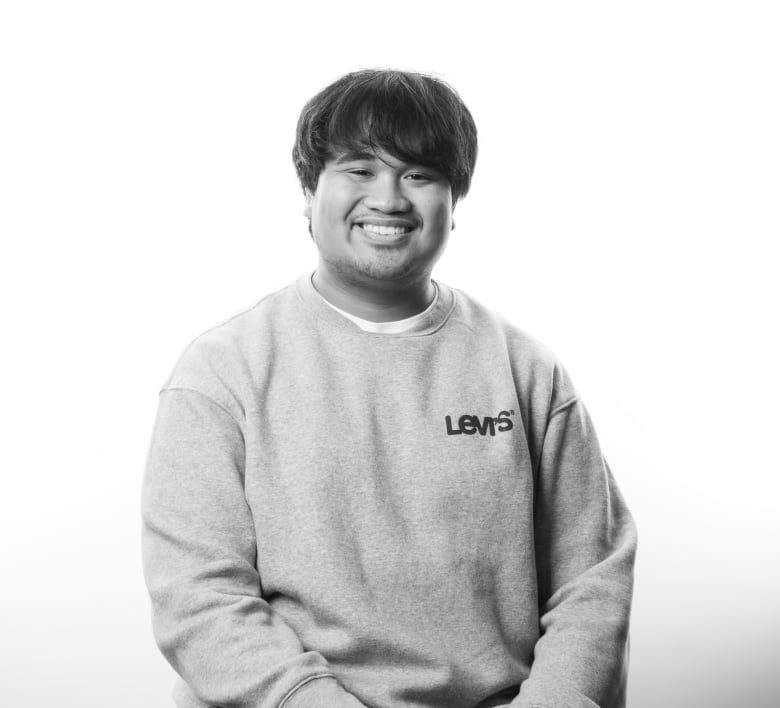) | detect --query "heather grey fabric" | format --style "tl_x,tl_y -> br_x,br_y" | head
142,272 -> 636,708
